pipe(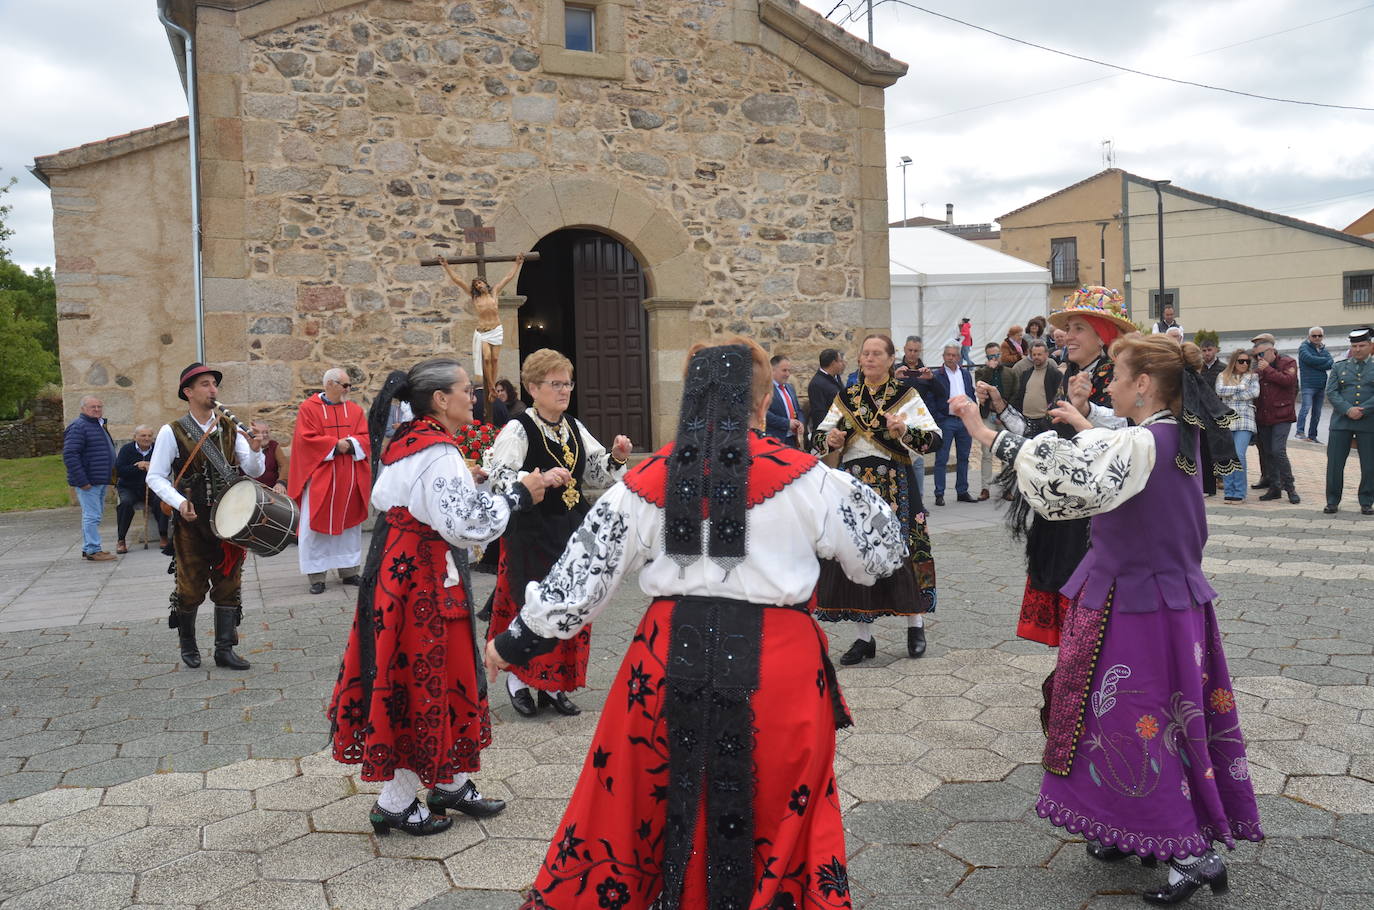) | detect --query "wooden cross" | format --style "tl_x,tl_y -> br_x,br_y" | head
418,205 -> 540,276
